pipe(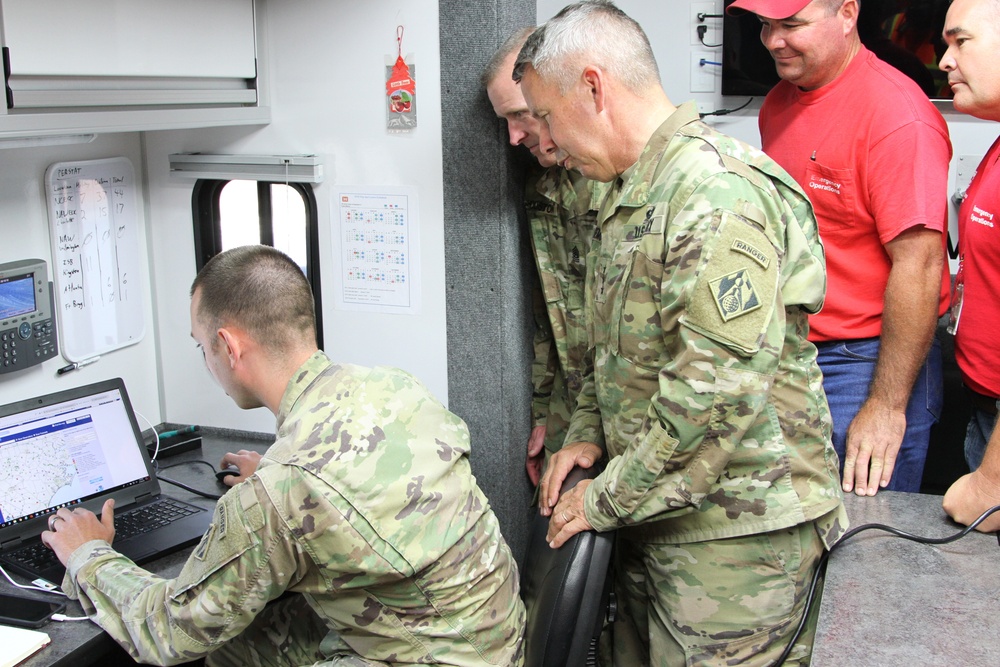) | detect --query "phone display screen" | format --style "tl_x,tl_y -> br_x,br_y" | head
0,271 -> 36,320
